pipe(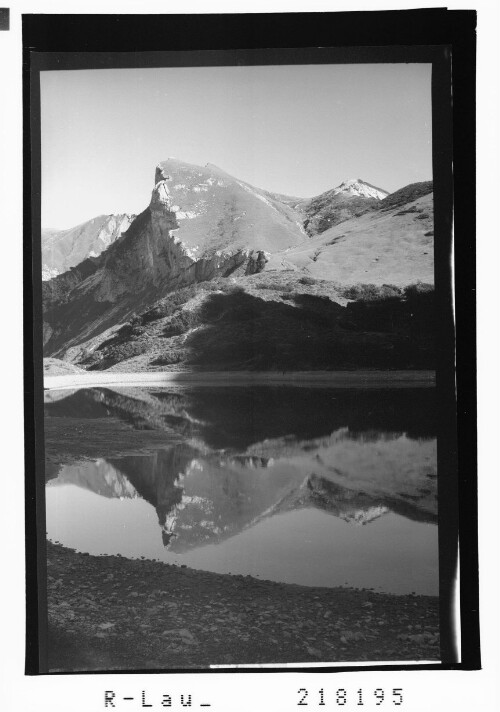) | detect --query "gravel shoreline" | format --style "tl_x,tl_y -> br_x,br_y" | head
46,541 -> 440,672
